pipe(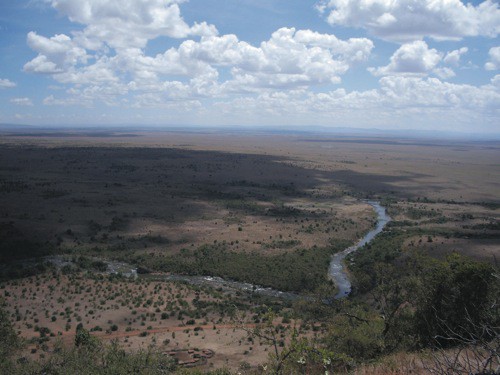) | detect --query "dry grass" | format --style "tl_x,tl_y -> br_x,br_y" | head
0,130 -> 498,372
1,271 -> 306,370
